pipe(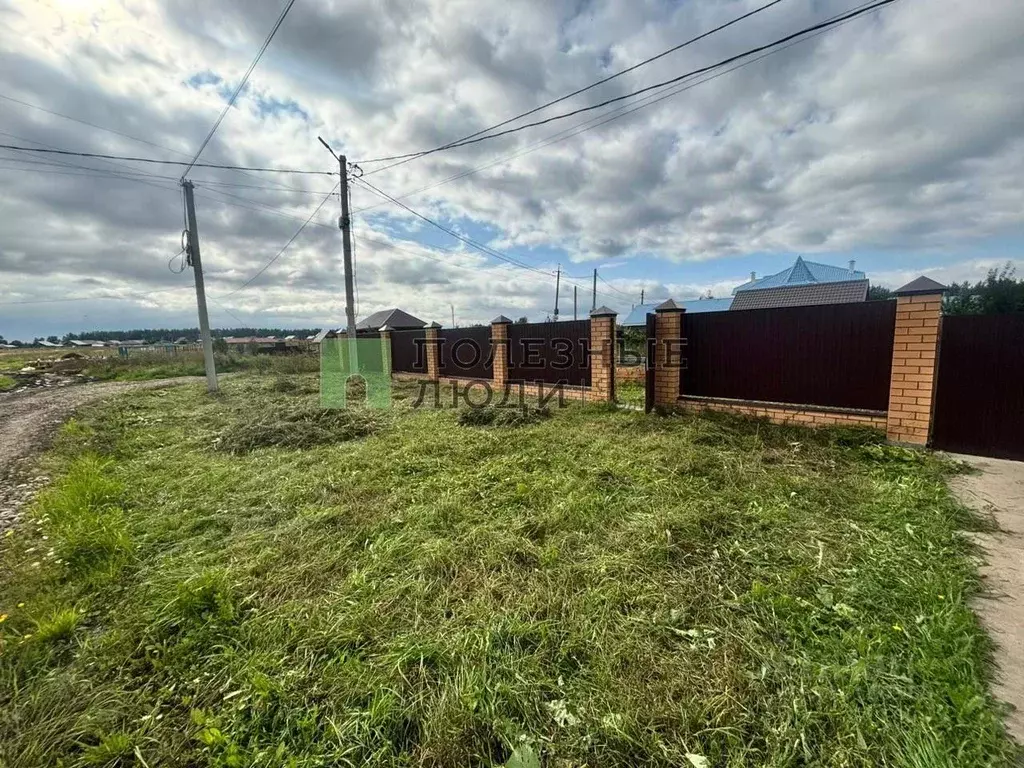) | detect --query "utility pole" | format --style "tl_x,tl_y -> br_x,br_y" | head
181,180 -> 218,393
553,265 -> 561,320
641,288 -> 645,304
592,268 -> 597,311
573,286 -> 578,320
318,137 -> 358,369
451,304 -> 456,327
